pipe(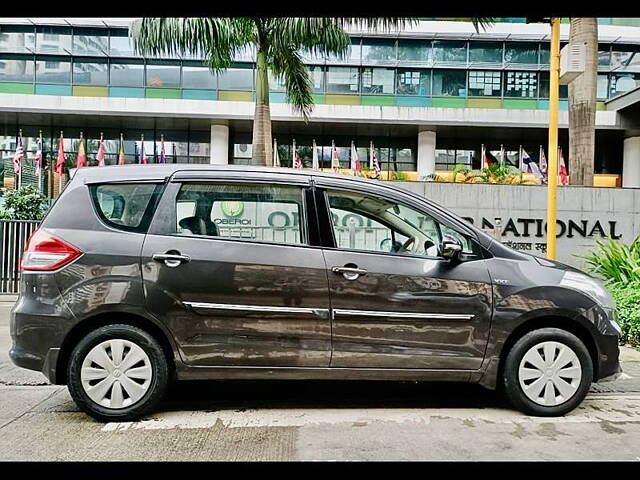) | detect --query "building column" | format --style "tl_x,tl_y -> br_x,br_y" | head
417,130 -> 436,180
623,136 -> 640,188
210,123 -> 229,165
